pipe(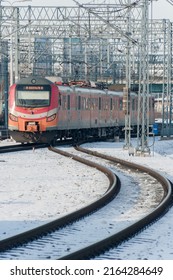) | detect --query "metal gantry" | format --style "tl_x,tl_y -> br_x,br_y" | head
0,2 -> 144,82
0,1 -> 173,150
